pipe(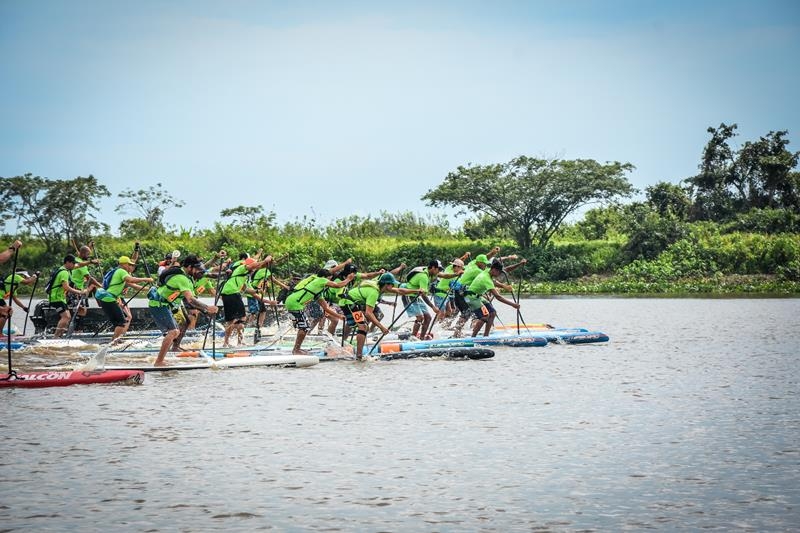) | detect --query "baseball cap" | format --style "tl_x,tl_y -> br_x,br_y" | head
378,273 -> 399,286
451,259 -> 465,268
323,259 -> 338,270
428,259 -> 444,270
118,255 -> 133,265
474,254 -> 489,264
